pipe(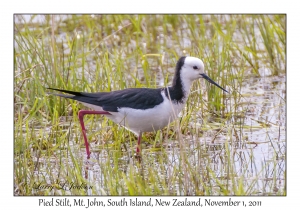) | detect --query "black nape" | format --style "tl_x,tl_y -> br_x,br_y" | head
165,56 -> 186,103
